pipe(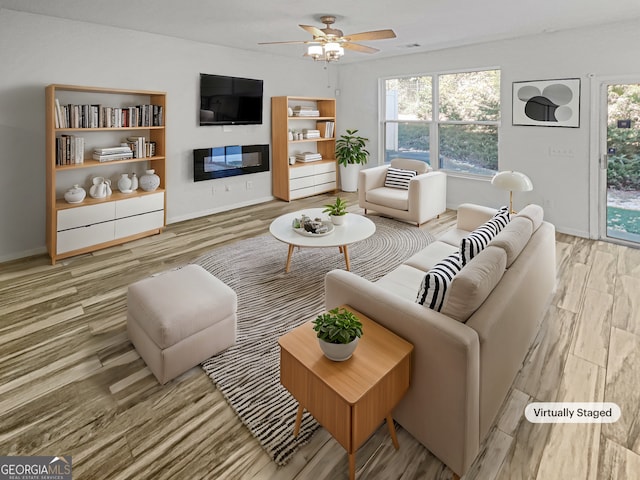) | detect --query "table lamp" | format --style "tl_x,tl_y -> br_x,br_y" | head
491,171 -> 533,213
